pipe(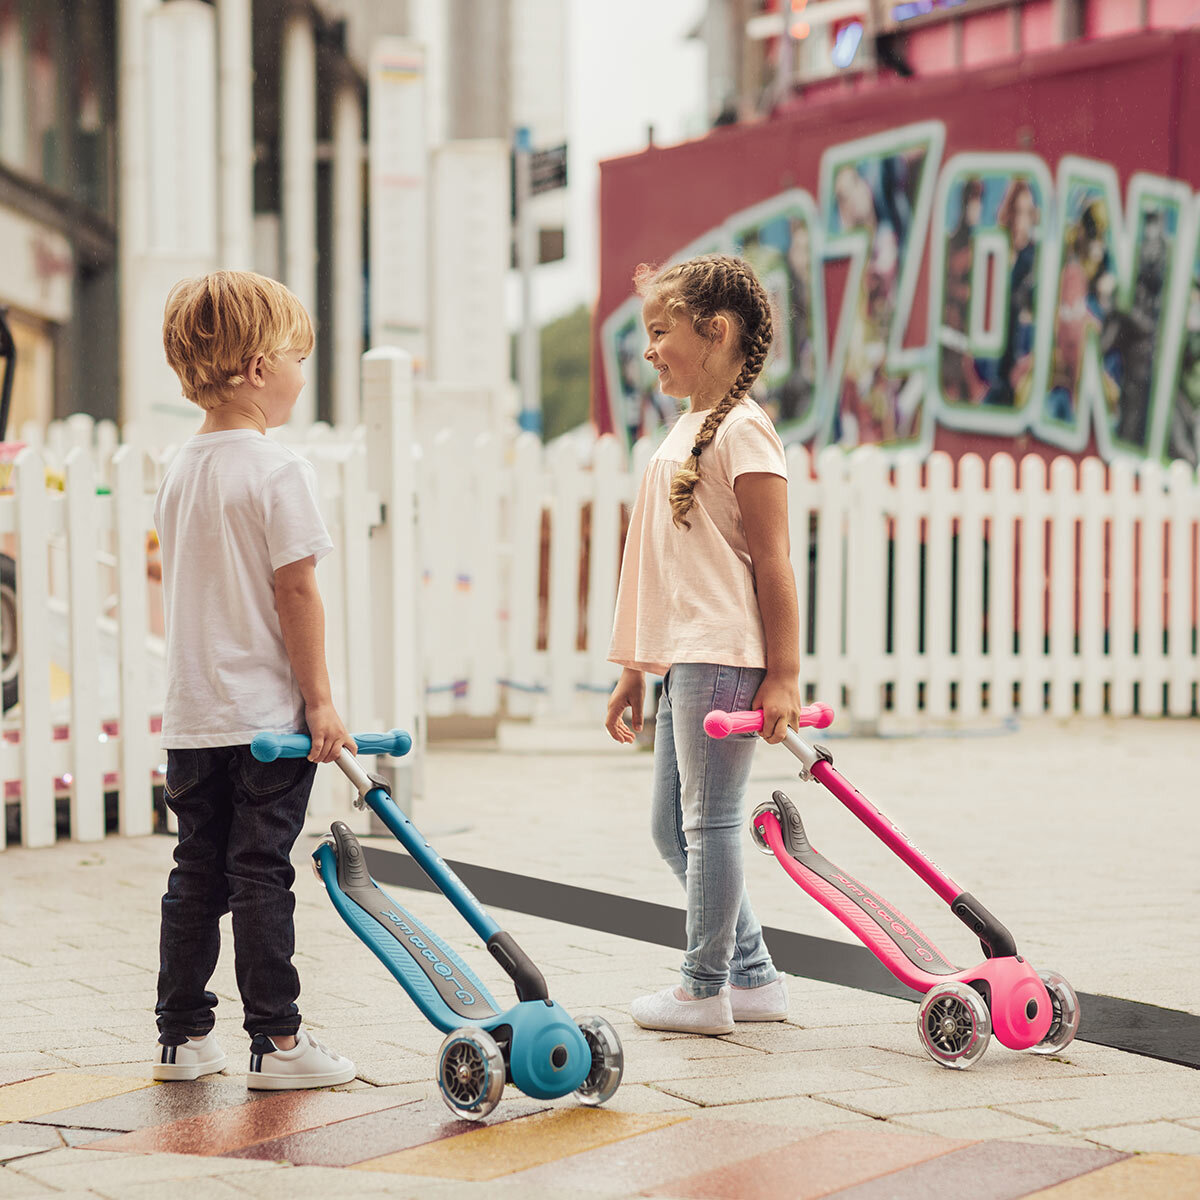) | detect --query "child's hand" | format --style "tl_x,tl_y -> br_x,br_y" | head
605,668 -> 646,744
305,704 -> 357,763
752,674 -> 804,745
